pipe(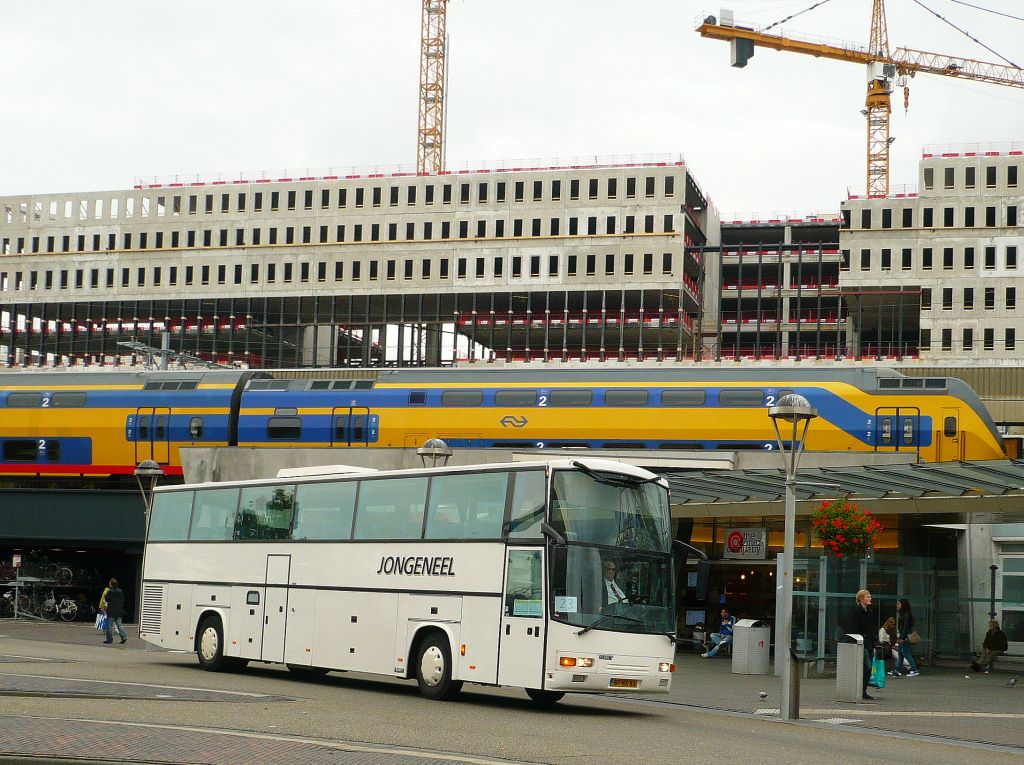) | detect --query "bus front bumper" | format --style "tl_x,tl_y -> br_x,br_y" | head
545,653 -> 673,694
